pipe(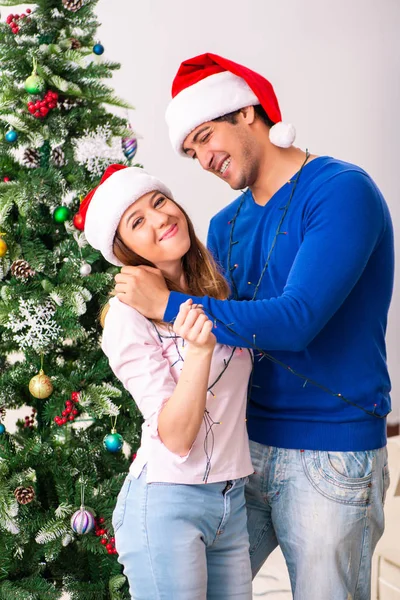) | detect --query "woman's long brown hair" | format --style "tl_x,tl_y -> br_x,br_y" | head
100,198 -> 230,327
